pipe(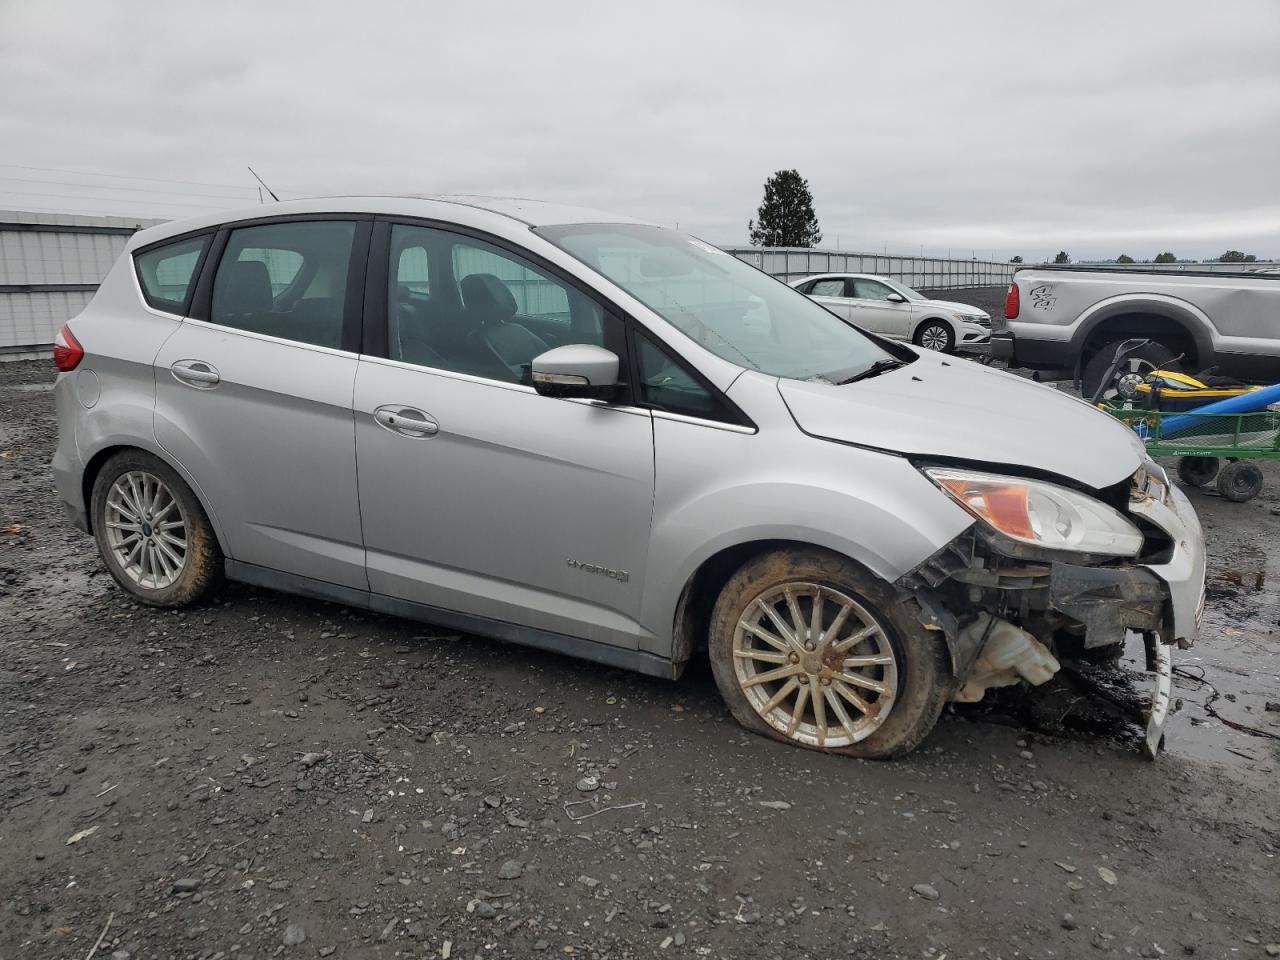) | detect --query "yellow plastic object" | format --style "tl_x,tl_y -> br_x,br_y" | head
1132,368 -> 1259,403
